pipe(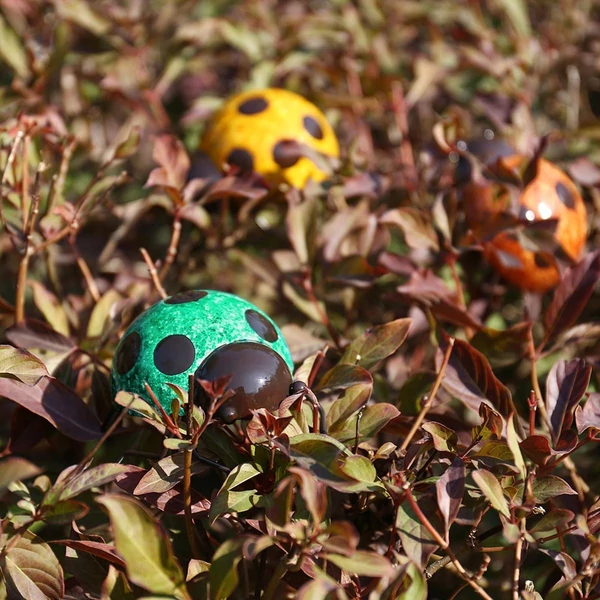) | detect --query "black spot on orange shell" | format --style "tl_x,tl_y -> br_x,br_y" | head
195,341 -> 292,423
238,96 -> 269,115
165,290 -> 208,305
226,148 -> 254,173
555,182 -> 575,209
273,141 -> 300,168
115,331 -> 141,375
534,252 -> 553,269
154,335 -> 195,375
303,115 -> 324,140
245,309 -> 278,342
